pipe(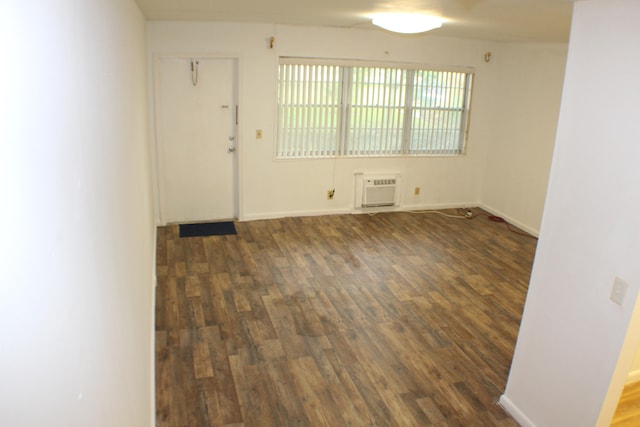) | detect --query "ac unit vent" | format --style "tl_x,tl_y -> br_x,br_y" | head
362,176 -> 399,208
